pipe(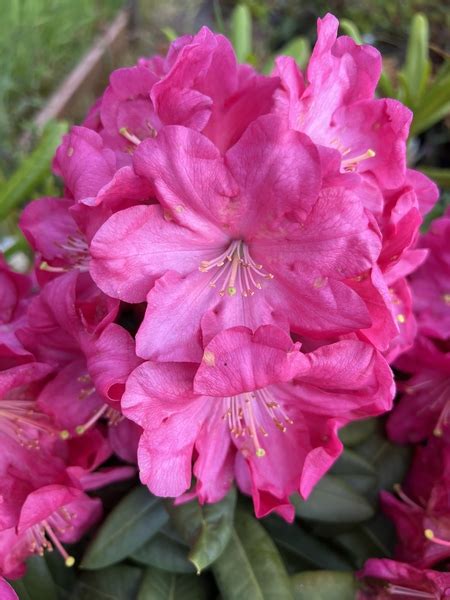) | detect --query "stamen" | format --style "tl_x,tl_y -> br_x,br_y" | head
386,584 -> 436,599
27,509 -> 75,567
424,528 -> 450,547
393,484 -> 423,510
341,149 -> 376,172
119,127 -> 141,146
75,405 -> 122,435
223,388 -> 293,457
0,399 -> 58,448
199,240 -> 273,297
